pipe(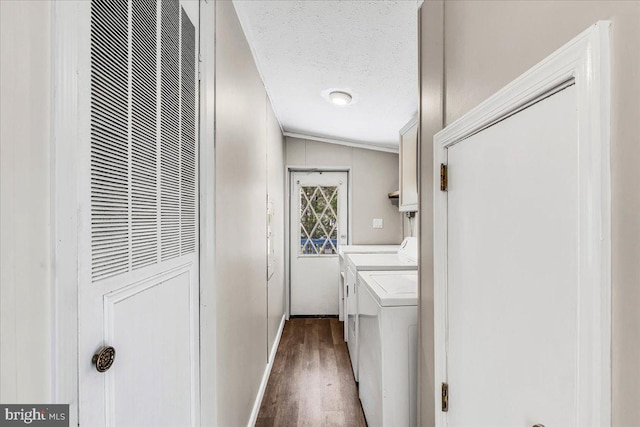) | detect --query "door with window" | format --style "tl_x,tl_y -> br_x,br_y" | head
290,171 -> 348,315
78,1 -> 200,425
